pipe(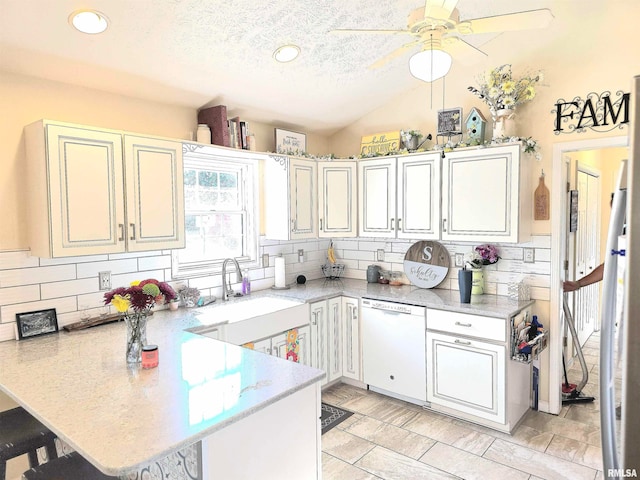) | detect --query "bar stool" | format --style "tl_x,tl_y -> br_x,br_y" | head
0,407 -> 58,480
22,452 -> 119,480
